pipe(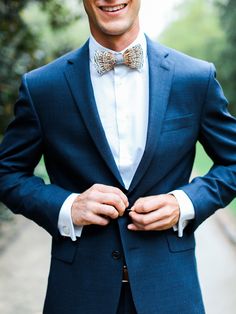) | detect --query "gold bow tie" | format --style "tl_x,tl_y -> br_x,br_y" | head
94,44 -> 144,75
